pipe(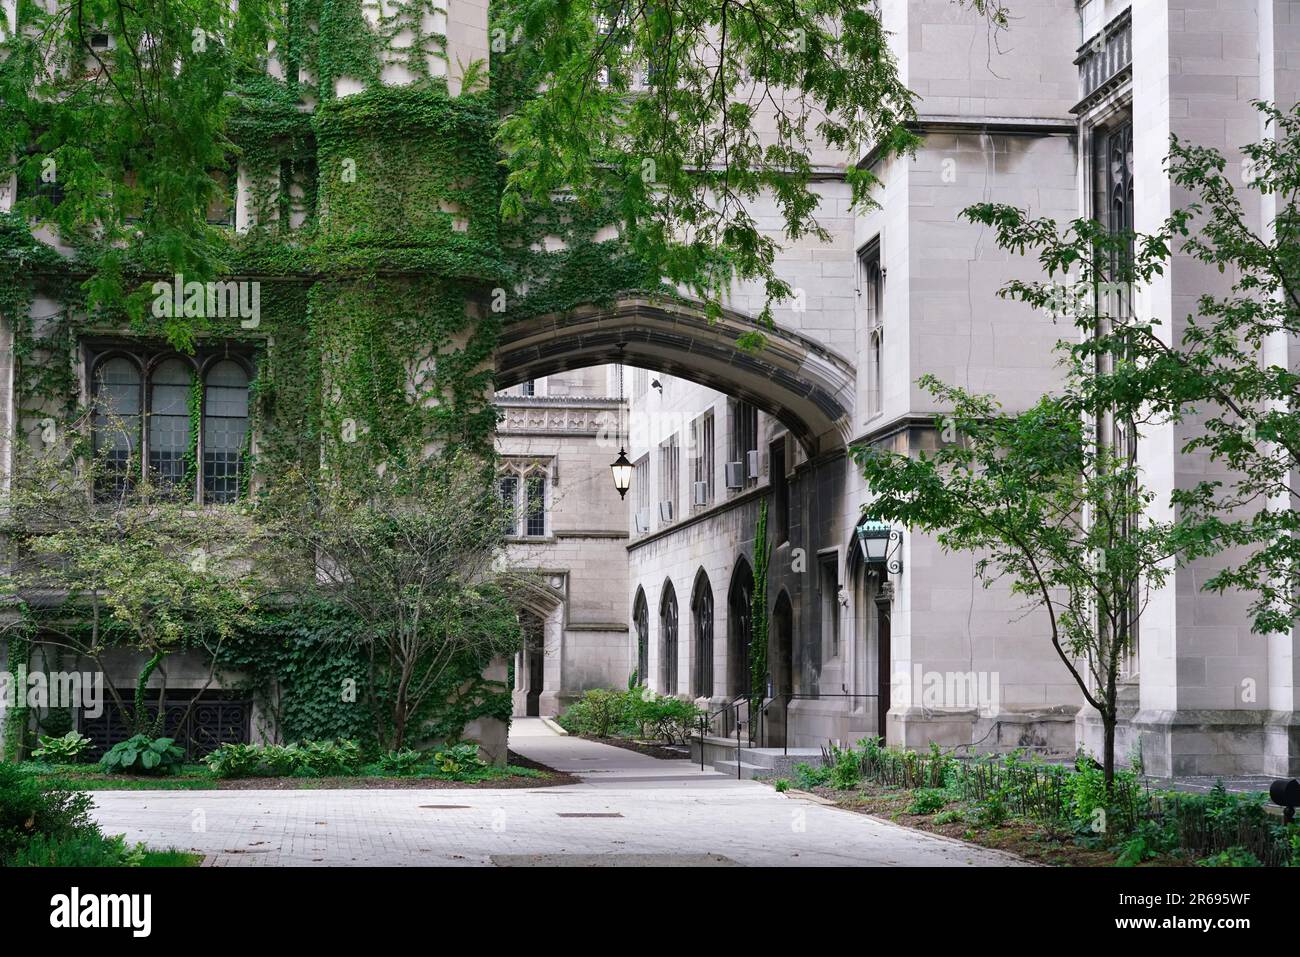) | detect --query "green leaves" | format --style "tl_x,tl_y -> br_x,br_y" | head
855,374 -> 1185,744
495,0 -> 1004,327
99,734 -> 184,775
0,0 -> 260,327
964,100 -> 1300,636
